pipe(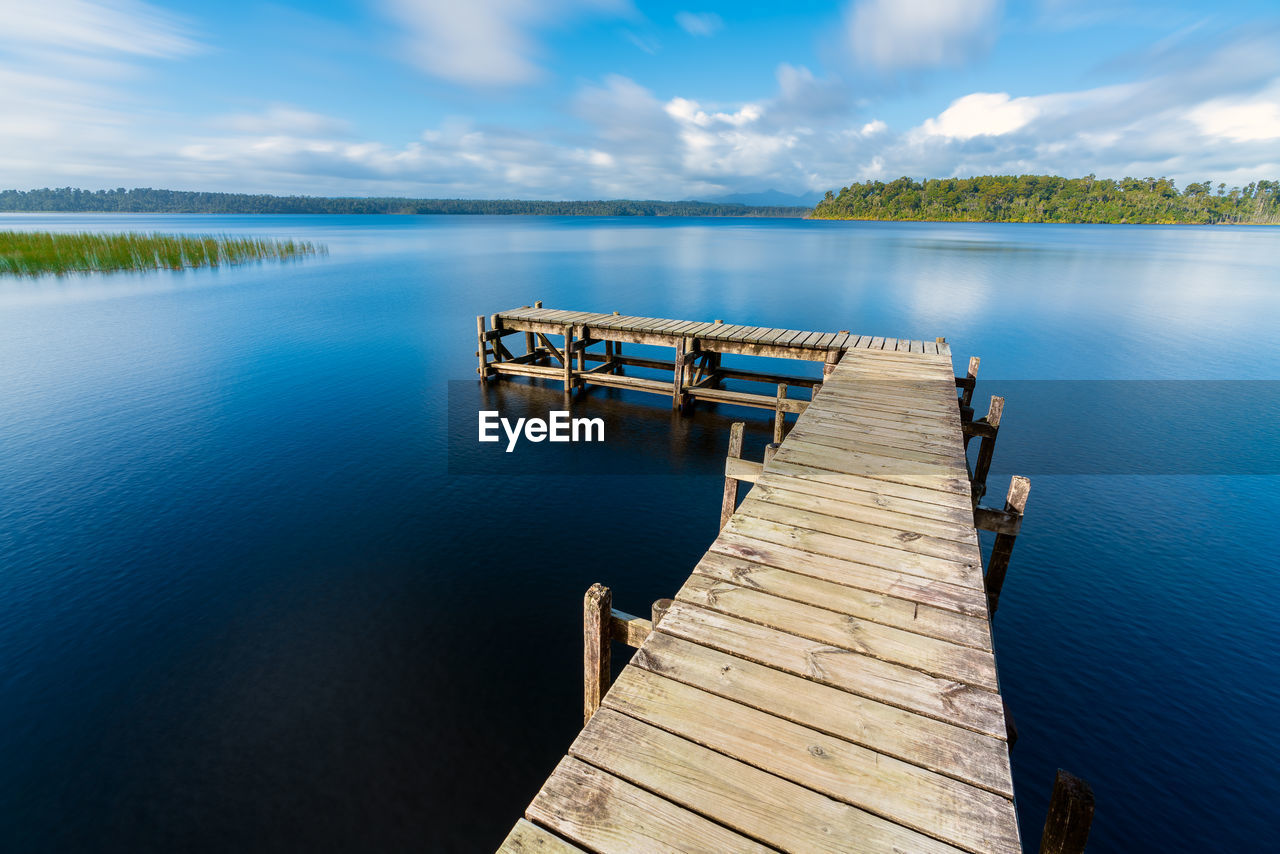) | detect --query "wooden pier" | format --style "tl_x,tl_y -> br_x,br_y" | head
482,308 -> 1091,854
